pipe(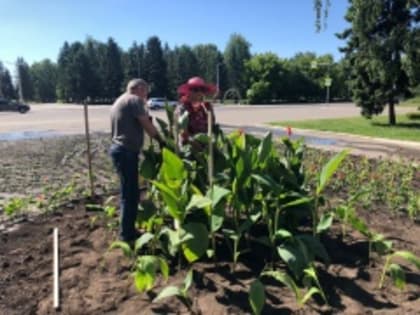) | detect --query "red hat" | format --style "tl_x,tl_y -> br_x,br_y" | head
177,77 -> 217,96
